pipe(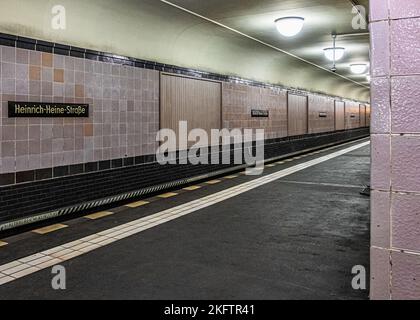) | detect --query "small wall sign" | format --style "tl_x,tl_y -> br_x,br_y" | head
251,109 -> 269,118
8,102 -> 89,118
